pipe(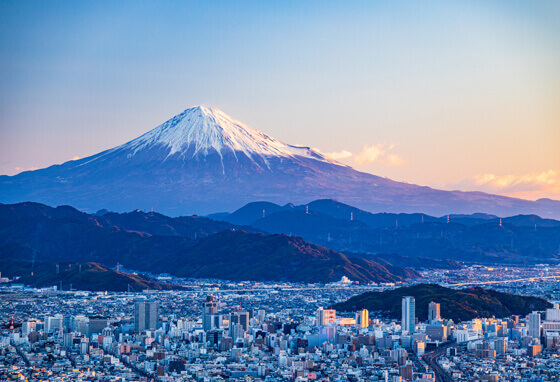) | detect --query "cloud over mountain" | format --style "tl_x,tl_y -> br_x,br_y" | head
0,106 -> 558,217
452,169 -> 560,200
354,143 -> 405,167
